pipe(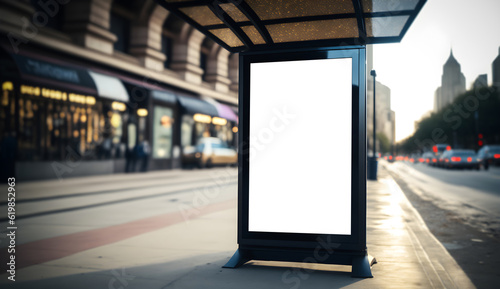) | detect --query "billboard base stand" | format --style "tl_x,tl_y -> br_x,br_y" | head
223,247 -> 376,278
351,253 -> 376,278
222,249 -> 250,268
